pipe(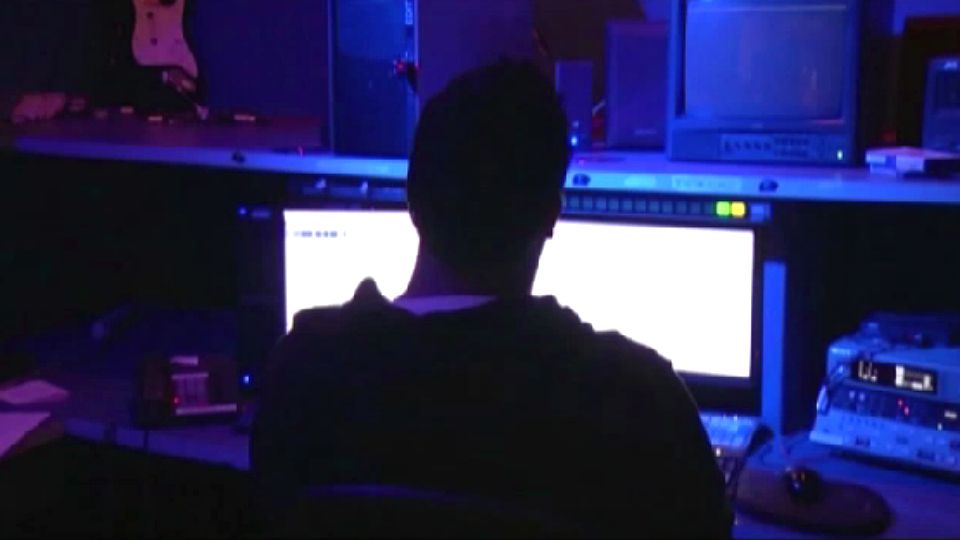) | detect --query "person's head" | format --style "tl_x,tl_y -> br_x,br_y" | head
406,59 -> 572,290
